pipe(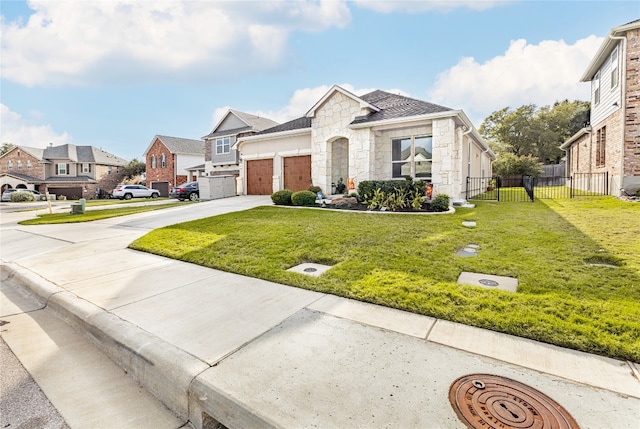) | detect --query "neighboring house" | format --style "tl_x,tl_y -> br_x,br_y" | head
561,19 -> 640,196
143,135 -> 205,196
202,109 -> 279,179
235,85 -> 494,201
0,144 -> 128,199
